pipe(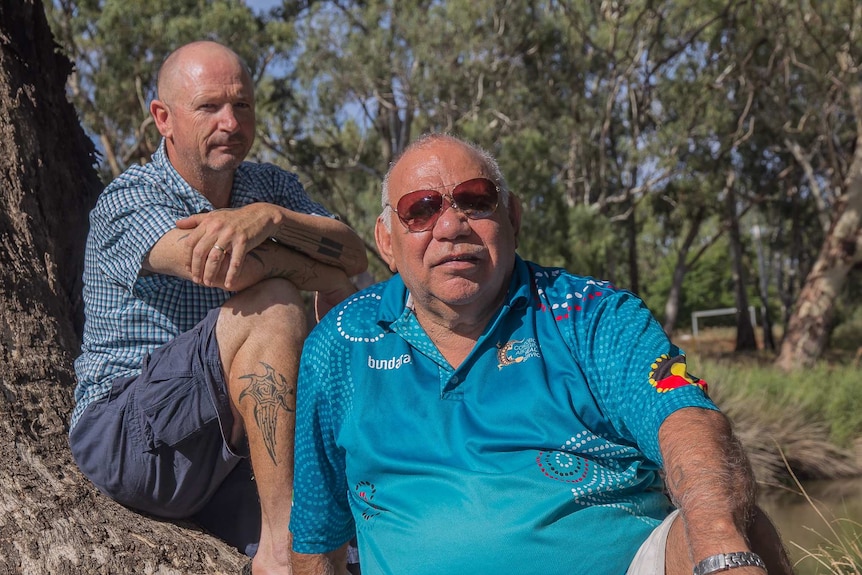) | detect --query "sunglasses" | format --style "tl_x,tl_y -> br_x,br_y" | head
388,177 -> 500,233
